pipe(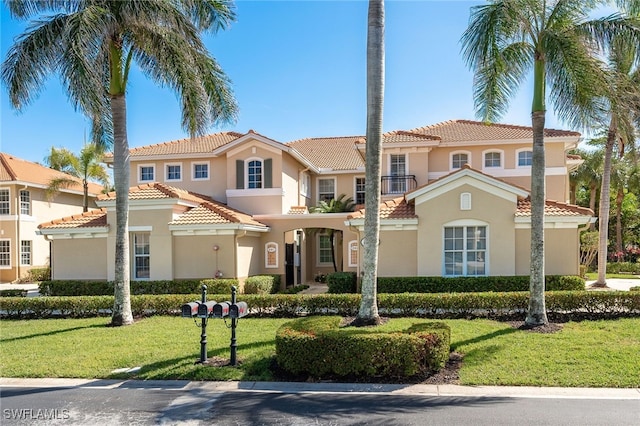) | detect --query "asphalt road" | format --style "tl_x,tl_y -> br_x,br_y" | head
1,381 -> 639,425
